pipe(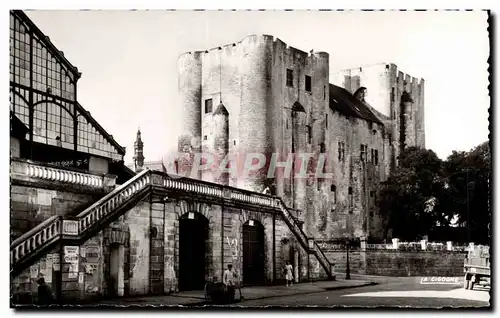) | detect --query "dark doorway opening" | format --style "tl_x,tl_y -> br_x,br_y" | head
179,212 -> 209,291
243,220 -> 265,286
109,243 -> 124,297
